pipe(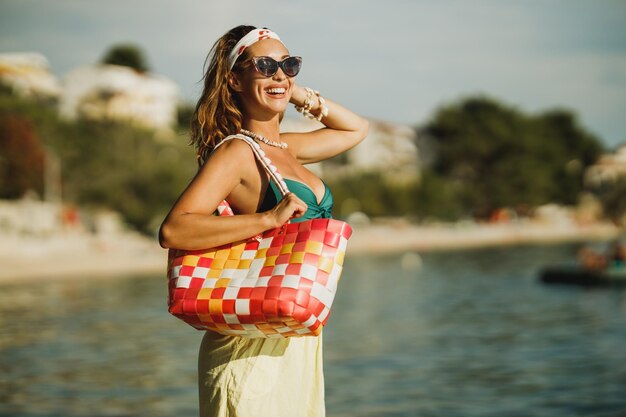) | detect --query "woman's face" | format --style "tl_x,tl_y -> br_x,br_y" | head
230,38 -> 295,118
